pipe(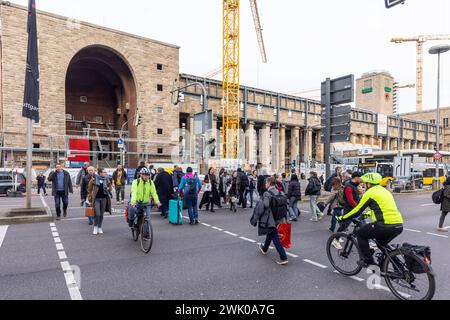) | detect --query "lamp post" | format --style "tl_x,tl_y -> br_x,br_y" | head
429,44 -> 450,190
